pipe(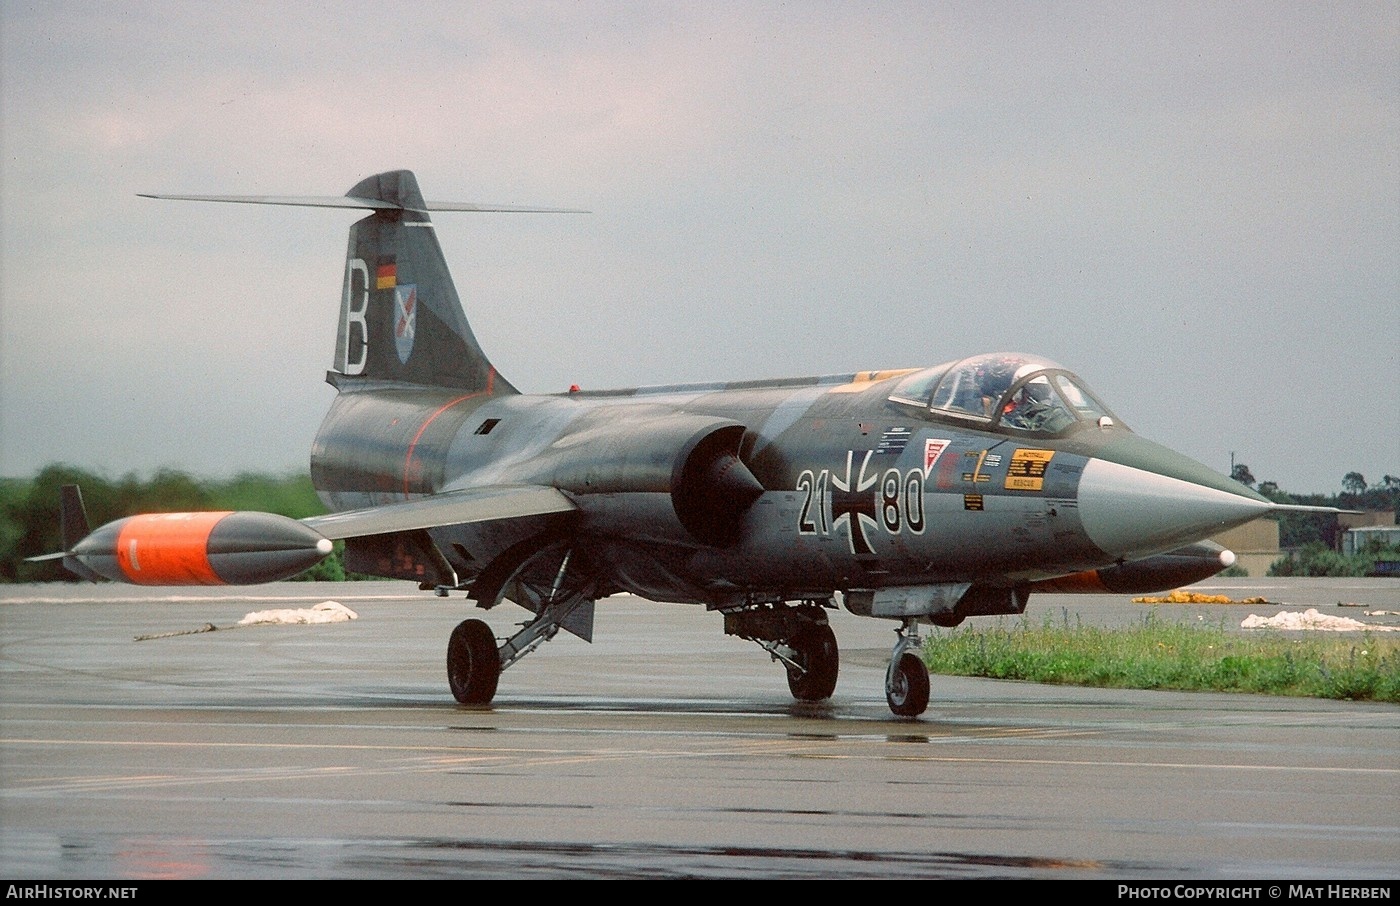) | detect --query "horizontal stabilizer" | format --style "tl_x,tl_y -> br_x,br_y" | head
139,193 -> 587,215
304,485 -> 577,540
